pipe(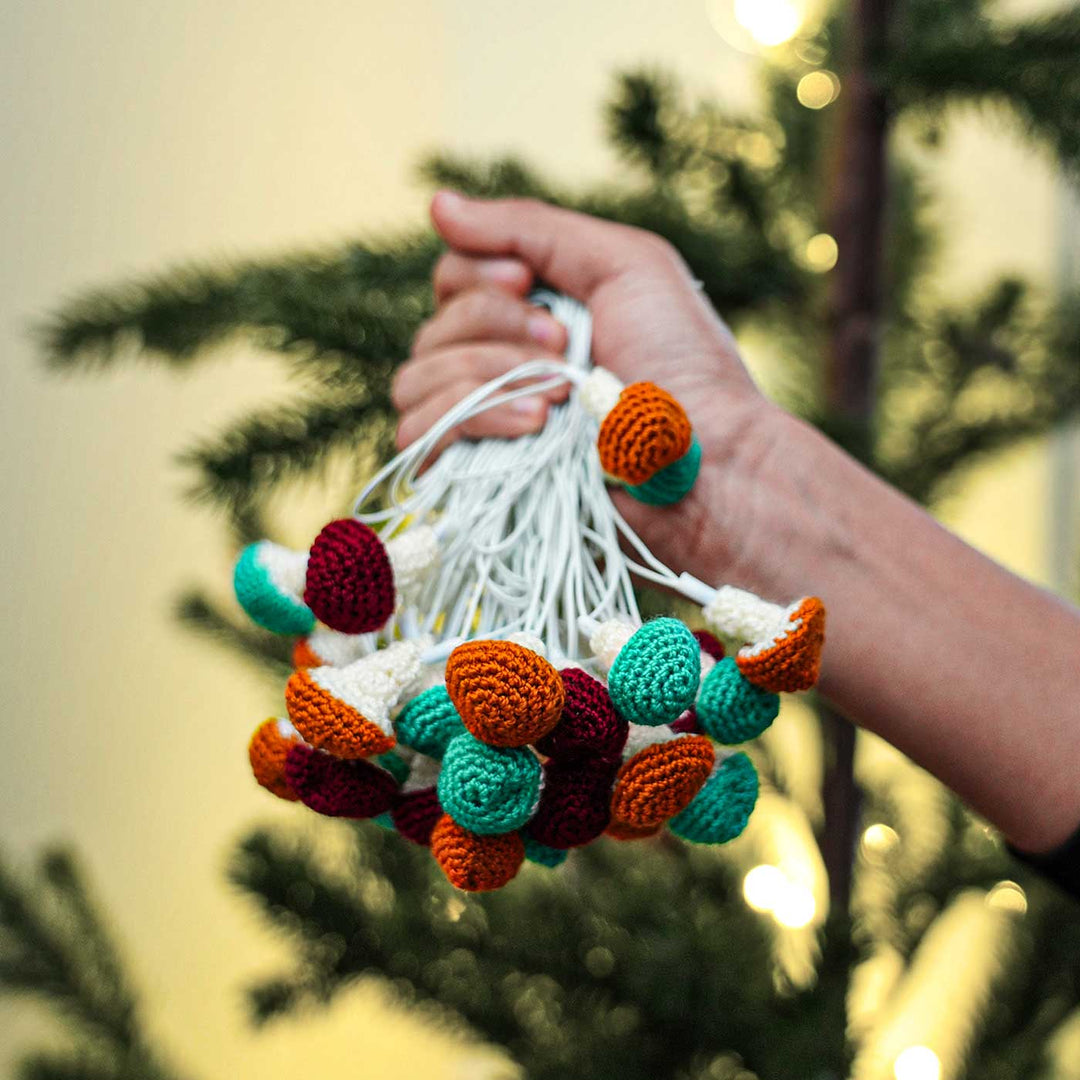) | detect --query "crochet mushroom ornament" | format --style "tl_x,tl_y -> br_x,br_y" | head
234,521 -> 439,637
231,289 -> 824,891
285,639 -> 425,758
674,574 -> 826,693
579,368 -> 702,506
